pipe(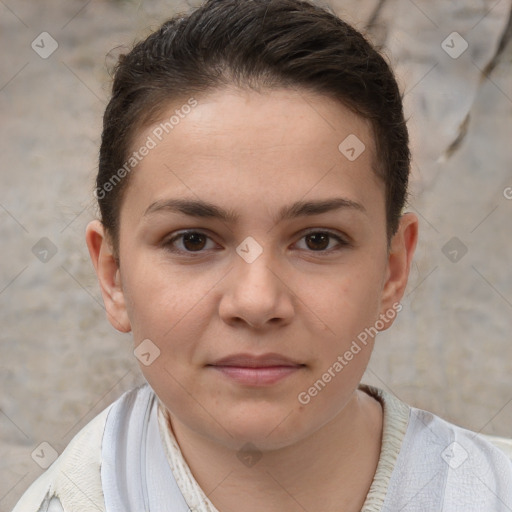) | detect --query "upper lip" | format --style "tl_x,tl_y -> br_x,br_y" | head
208,353 -> 304,368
